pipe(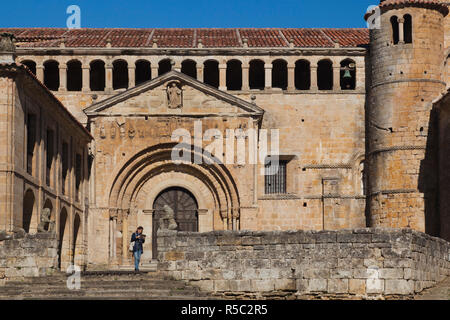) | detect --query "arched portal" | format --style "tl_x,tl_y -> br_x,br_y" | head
152,187 -> 198,259
108,143 -> 241,264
